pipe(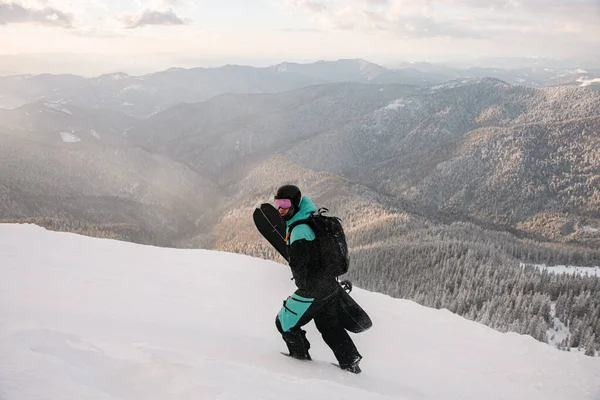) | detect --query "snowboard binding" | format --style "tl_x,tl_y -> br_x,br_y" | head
339,280 -> 352,294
